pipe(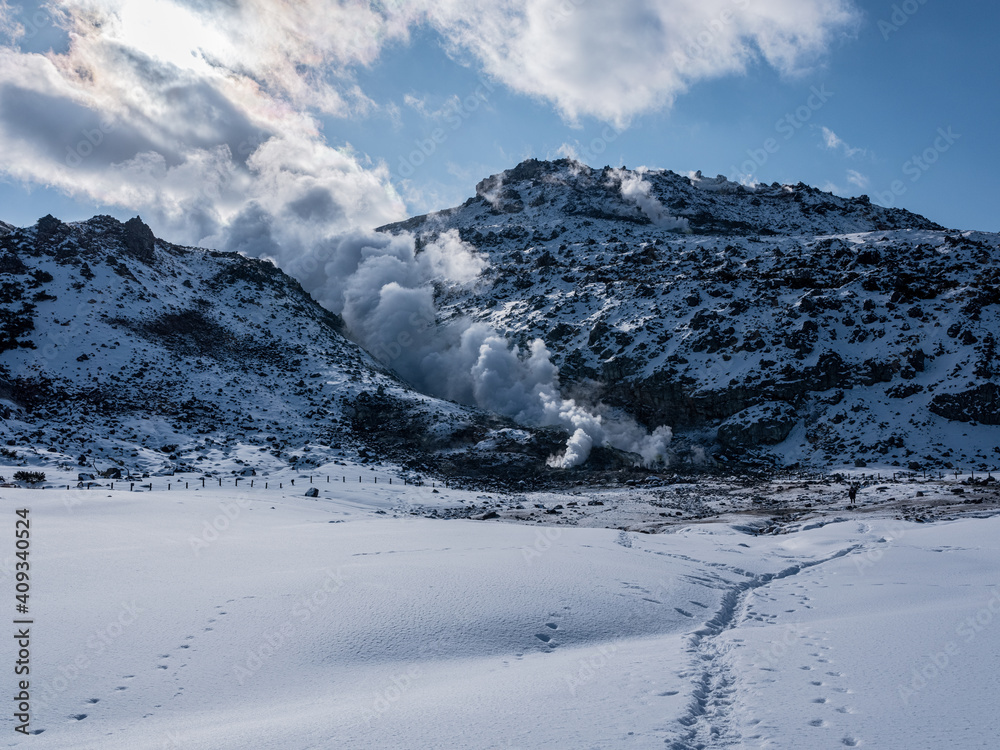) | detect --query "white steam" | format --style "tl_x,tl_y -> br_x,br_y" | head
613,169 -> 690,231
294,229 -> 671,468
